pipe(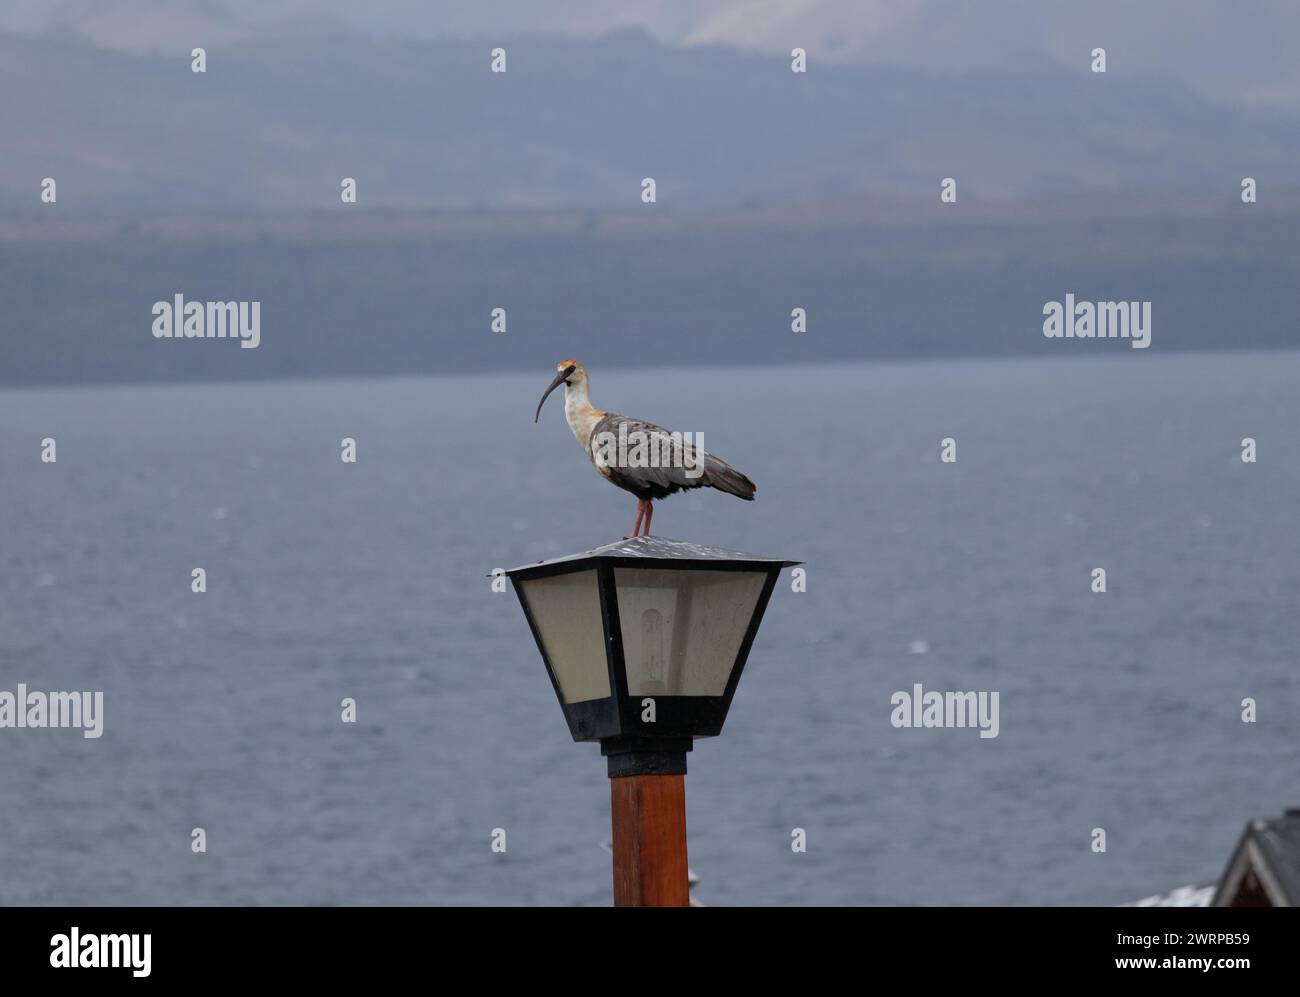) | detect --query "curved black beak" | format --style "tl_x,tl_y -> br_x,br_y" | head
534,365 -> 576,423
